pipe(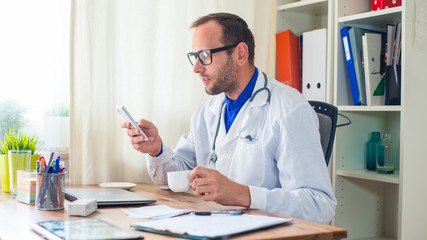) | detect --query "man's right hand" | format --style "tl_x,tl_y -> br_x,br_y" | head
120,119 -> 162,157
